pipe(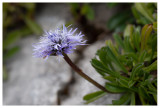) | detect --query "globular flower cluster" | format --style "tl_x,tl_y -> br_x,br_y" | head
33,24 -> 86,60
